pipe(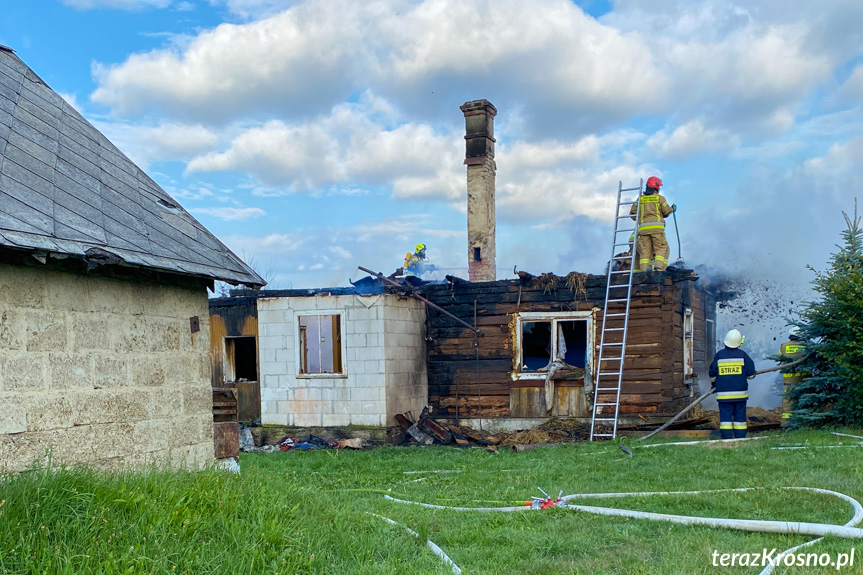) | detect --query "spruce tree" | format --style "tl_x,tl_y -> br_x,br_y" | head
788,200 -> 863,427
